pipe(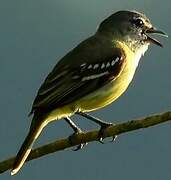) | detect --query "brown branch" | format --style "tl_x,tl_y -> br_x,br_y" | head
0,111 -> 171,175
